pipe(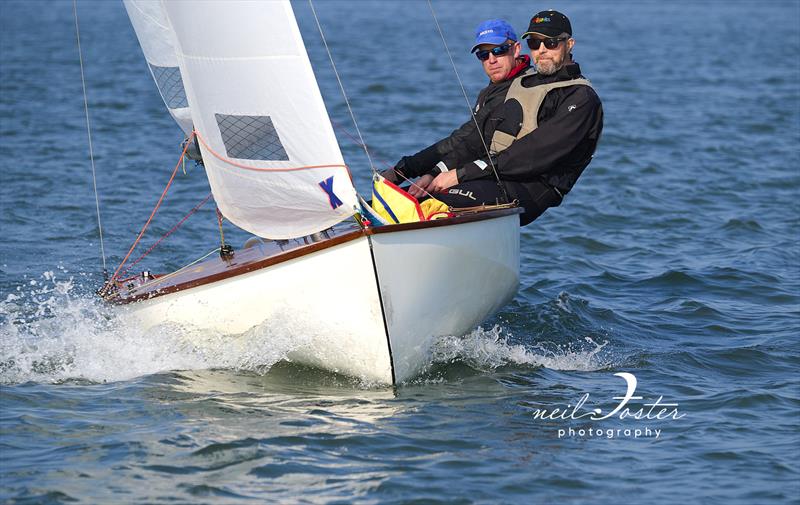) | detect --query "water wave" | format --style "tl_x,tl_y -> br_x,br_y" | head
428,325 -> 610,374
0,272 -> 306,384
1,274 -> 613,386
